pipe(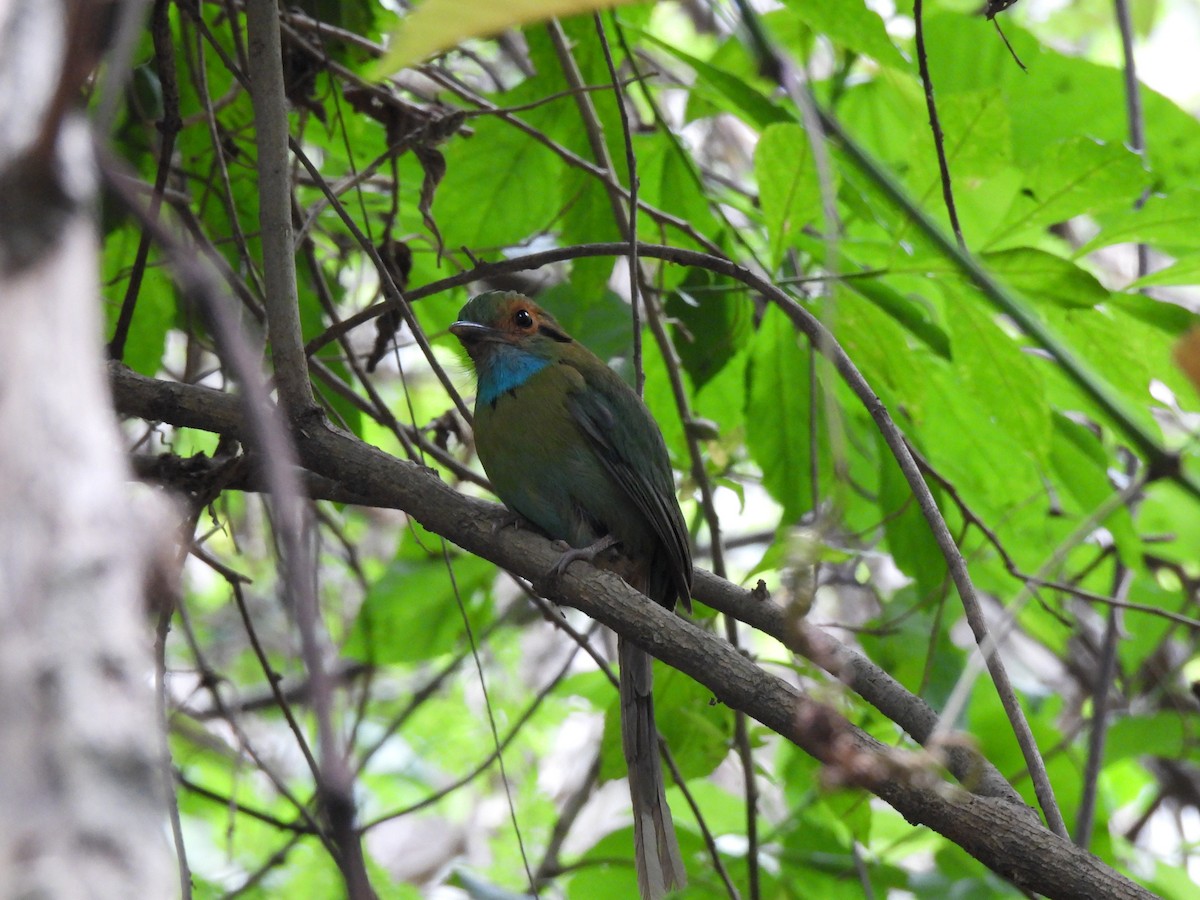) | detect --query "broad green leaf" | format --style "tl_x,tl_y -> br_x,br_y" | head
1107,712 -> 1186,761
847,276 -> 951,358
836,74 -> 927,171
344,551 -> 495,663
539,282 -> 631,364
780,0 -> 907,69
745,305 -> 823,522
1043,302 -> 1193,422
755,123 -> 826,269
924,12 -> 1200,190
102,235 -> 175,377
948,300 -> 1050,464
1077,189 -> 1200,257
833,283 -> 945,436
373,0 -> 640,74
641,336 -> 687,463
1108,292 -> 1197,338
1115,577 -> 1178,675
557,174 -> 622,301
900,90 -> 1018,243
914,91 -> 1013,181
982,247 -> 1110,309
666,269 -> 751,389
1126,254 -> 1200,290
985,137 -> 1149,250
1137,482 -> 1200,568
694,346 -> 749,440
879,437 -> 948,603
916,365 -> 1044,518
431,116 -> 563,250
635,131 -> 724,247
641,31 -> 793,130
1048,414 -> 1139,564
653,665 -> 734,780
